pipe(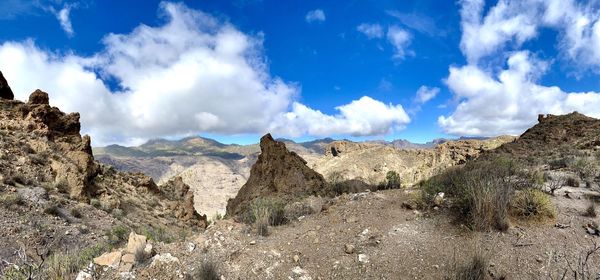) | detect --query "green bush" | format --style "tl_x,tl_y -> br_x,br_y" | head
384,170 -> 401,189
512,189 -> 556,219
106,225 -> 129,246
420,156 -> 532,231
245,197 -> 287,226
